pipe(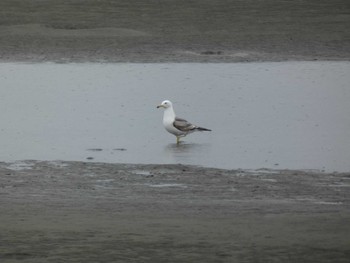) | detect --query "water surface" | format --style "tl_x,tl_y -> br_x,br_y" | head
0,62 -> 349,172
